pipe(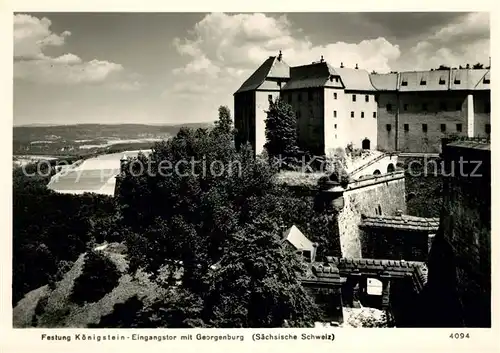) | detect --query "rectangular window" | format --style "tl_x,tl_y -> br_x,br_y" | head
404,124 -> 409,132
401,81 -> 408,86
386,104 -> 392,111
484,78 -> 490,84
422,124 -> 428,133
350,111 -> 354,118
439,78 -> 446,85
386,124 -> 392,132
404,104 -> 408,111
268,94 -> 273,101
441,124 -> 446,132
420,80 -> 427,85
440,102 -> 447,110
373,112 -> 377,118
454,79 -> 461,84
456,124 -> 462,132
365,95 -> 369,102
486,124 -> 491,134
334,92 -> 337,100
361,112 -> 365,118
334,124 -> 337,129
333,111 -> 337,118
352,95 -> 356,102
335,77 -> 339,83
422,103 -> 428,111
